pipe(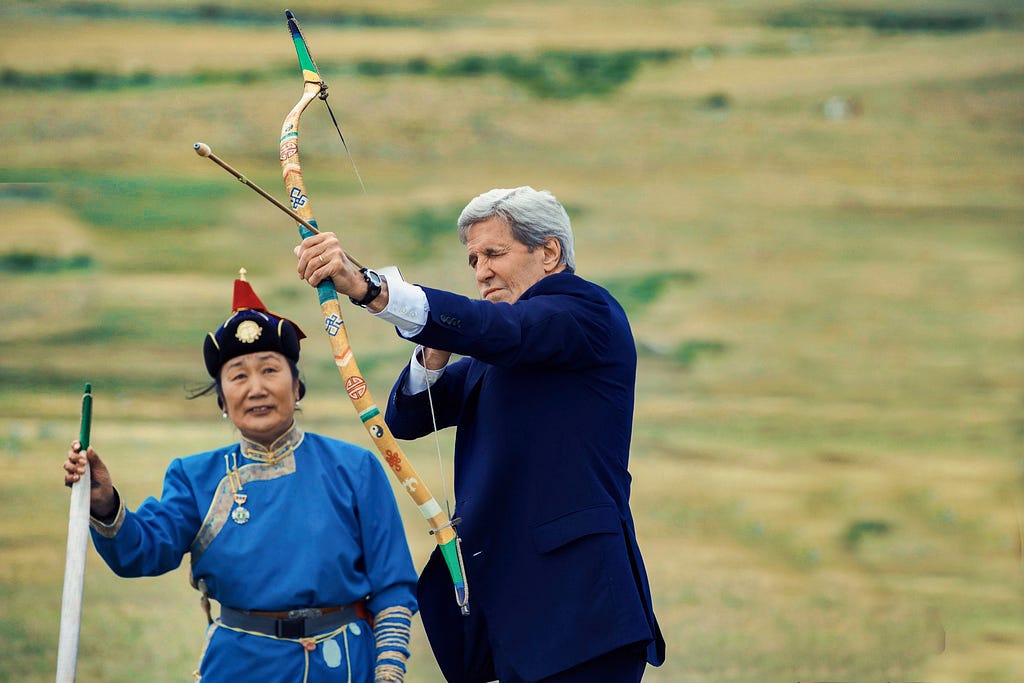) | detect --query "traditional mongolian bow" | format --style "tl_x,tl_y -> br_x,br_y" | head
197,10 -> 468,615
280,9 -> 468,614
